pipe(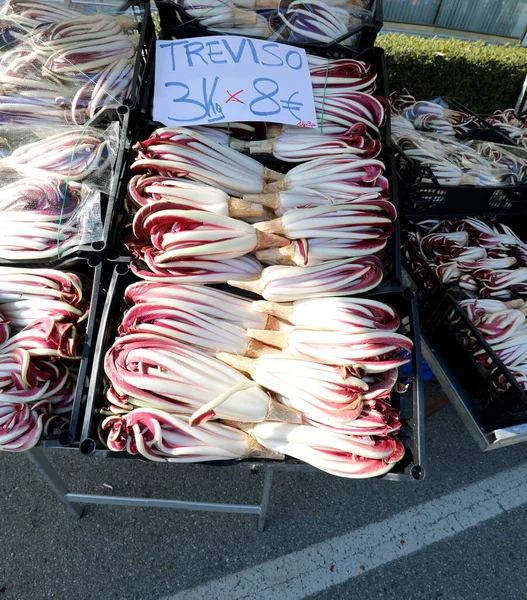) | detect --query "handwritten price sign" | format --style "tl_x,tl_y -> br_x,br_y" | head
153,36 -> 317,128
